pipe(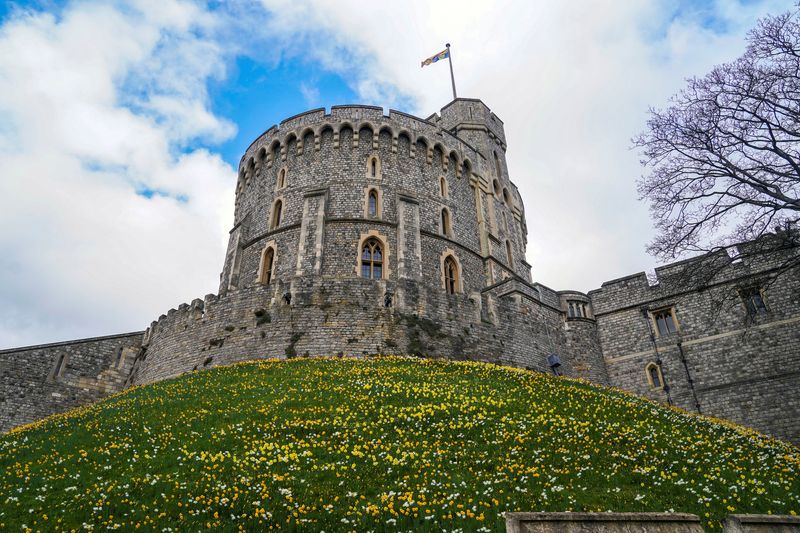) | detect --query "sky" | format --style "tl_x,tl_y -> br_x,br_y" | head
0,0 -> 795,347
